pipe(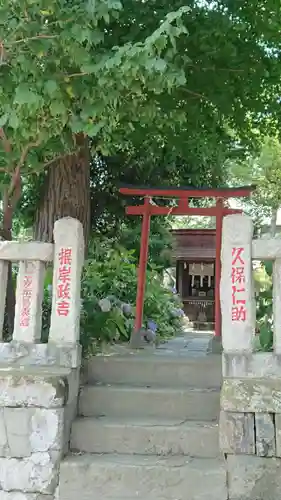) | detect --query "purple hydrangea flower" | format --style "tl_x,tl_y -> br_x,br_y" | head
171,308 -> 185,318
99,298 -> 111,312
121,303 -> 132,316
147,320 -> 157,332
